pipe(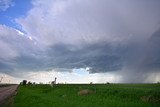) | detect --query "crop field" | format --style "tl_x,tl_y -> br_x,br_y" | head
13,84 -> 160,107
